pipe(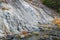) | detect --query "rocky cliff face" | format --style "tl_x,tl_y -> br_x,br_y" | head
0,0 -> 58,40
